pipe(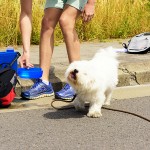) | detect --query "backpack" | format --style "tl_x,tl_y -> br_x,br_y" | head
0,52 -> 20,108
122,32 -> 150,54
